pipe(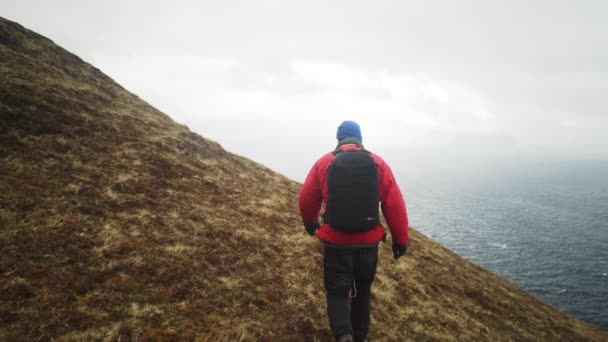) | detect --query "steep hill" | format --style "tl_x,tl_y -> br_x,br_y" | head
0,17 -> 606,341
